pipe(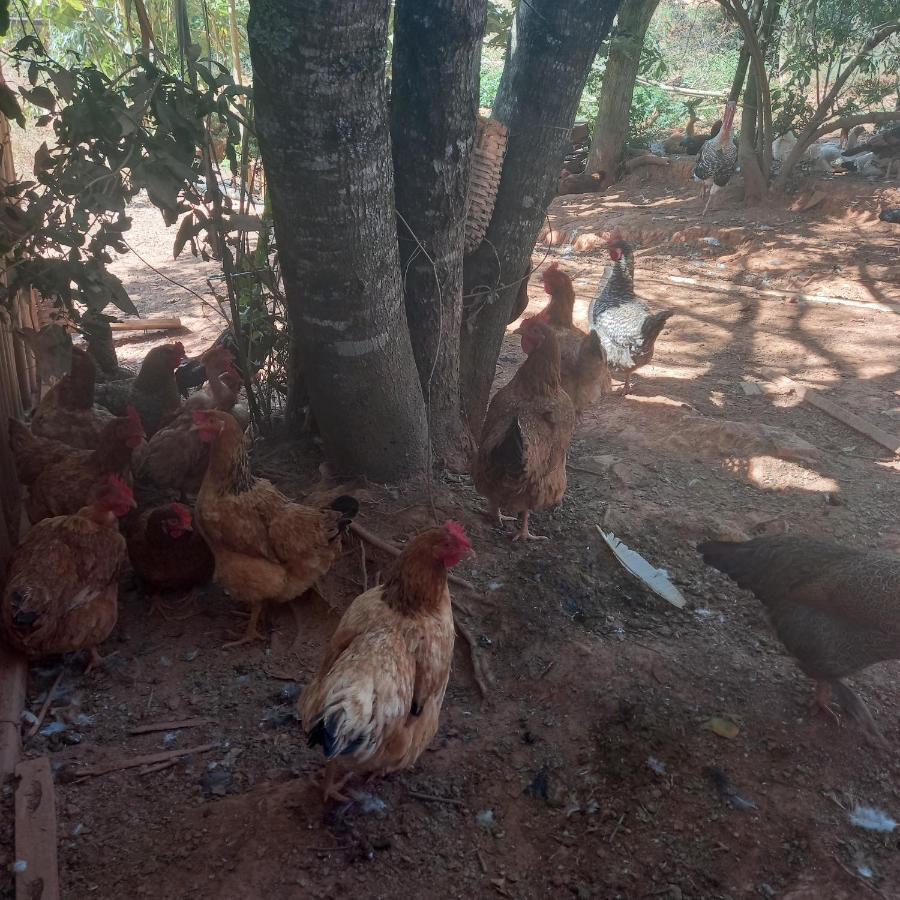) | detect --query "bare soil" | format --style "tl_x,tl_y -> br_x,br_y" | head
6,167 -> 900,899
